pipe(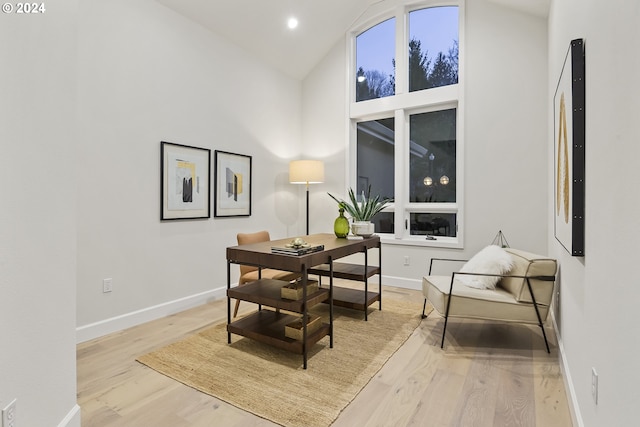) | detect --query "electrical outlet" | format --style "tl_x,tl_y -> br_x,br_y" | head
591,367 -> 598,404
2,398 -> 16,427
103,278 -> 113,293
403,256 -> 410,266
